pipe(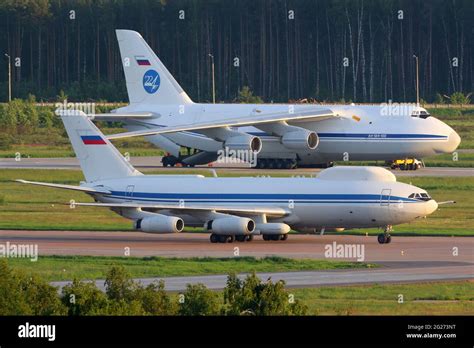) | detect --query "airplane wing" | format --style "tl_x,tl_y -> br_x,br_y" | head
15,180 -> 111,194
72,202 -> 290,218
107,108 -> 335,140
